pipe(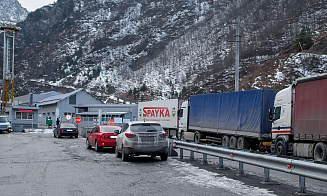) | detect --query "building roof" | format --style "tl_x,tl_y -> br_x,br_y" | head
74,104 -> 137,108
36,89 -> 83,106
14,91 -> 61,105
77,111 -> 128,116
